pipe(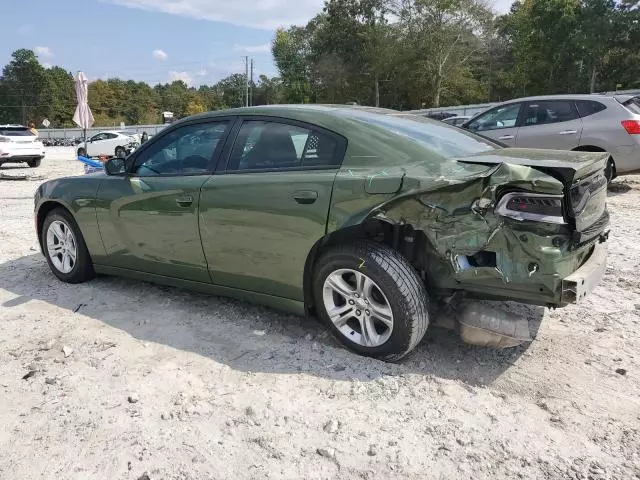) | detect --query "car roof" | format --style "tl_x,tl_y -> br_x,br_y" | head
497,93 -> 619,103
173,104 -> 416,132
0,124 -> 27,128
